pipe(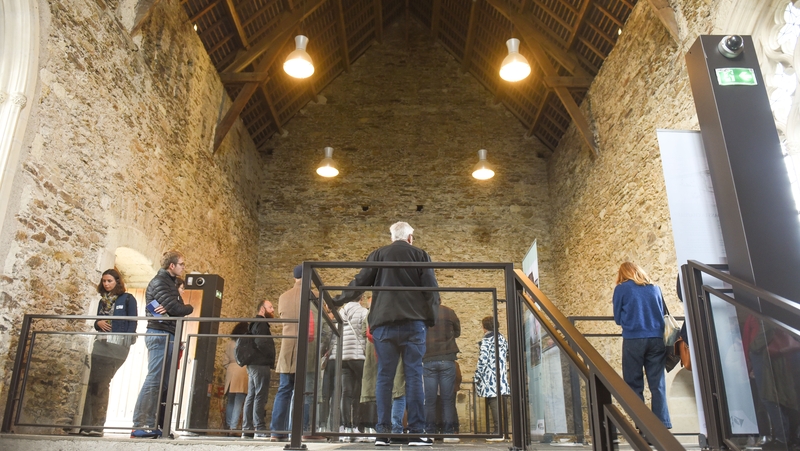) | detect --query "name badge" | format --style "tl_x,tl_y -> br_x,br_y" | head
116,305 -> 124,309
